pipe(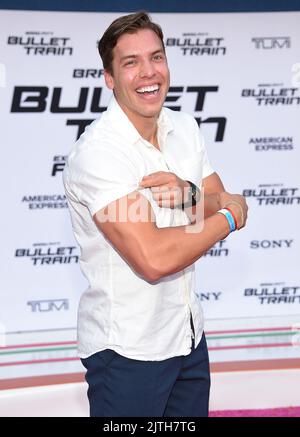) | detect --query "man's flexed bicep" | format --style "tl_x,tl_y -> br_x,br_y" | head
93,191 -> 159,282
93,187 -> 246,283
